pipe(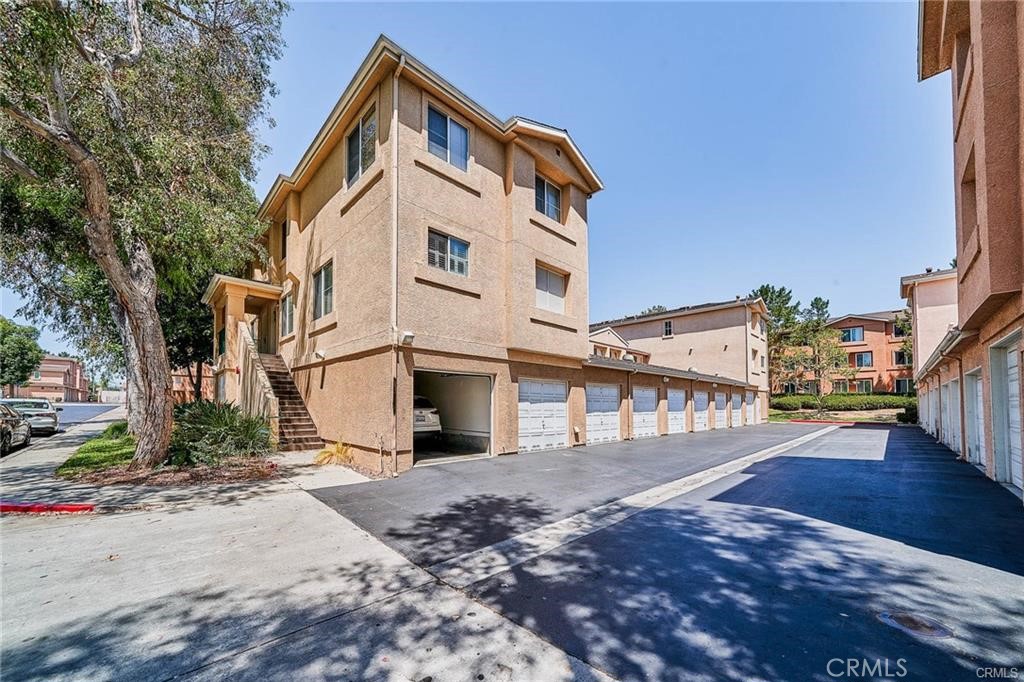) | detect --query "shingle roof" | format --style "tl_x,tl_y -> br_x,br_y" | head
590,297 -> 762,331
584,355 -> 750,388
827,309 -> 906,325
